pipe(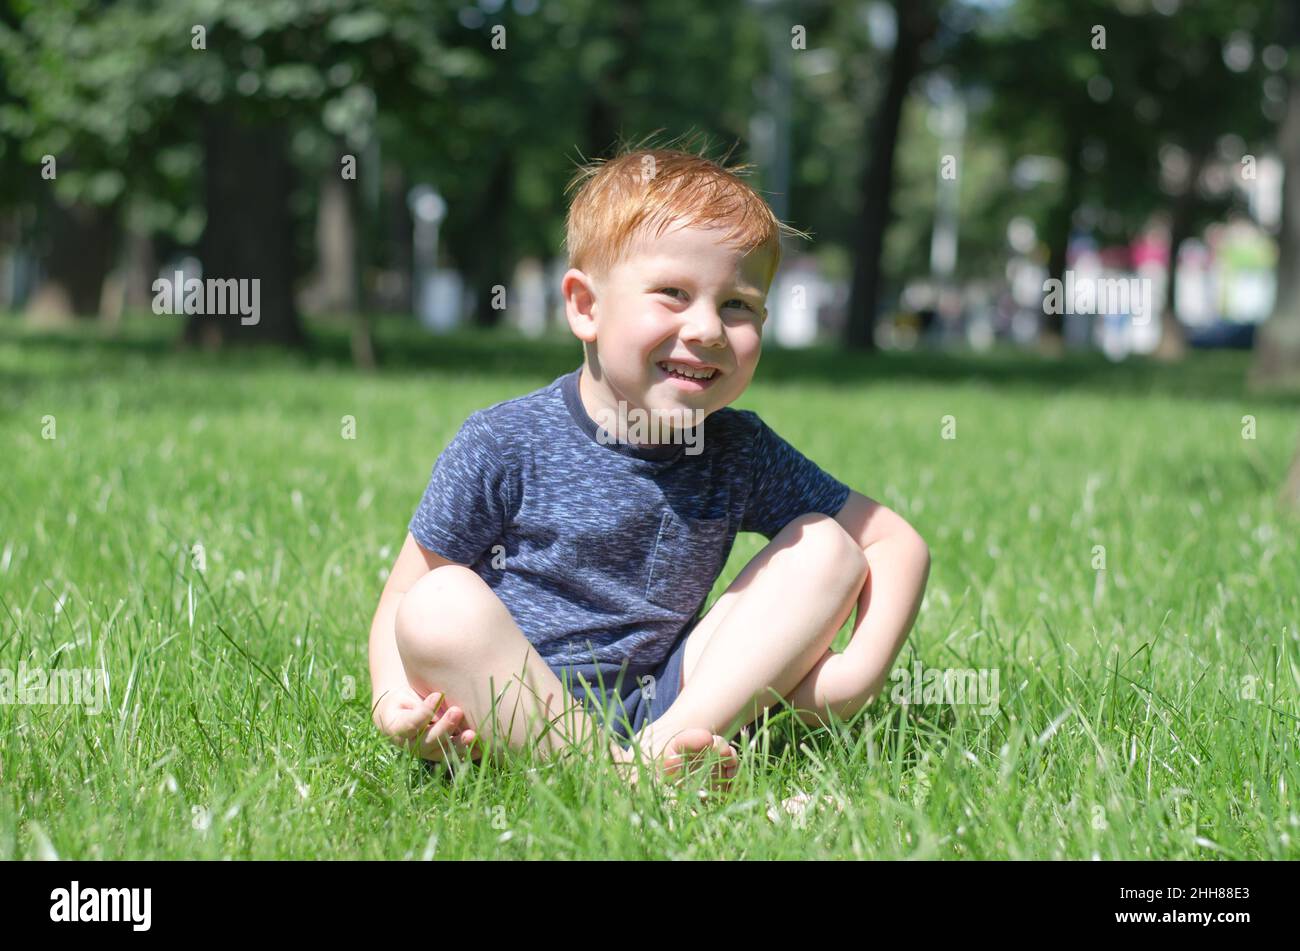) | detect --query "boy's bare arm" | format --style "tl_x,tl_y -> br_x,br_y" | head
369,532 -> 457,715
788,490 -> 930,717
370,534 -> 489,762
